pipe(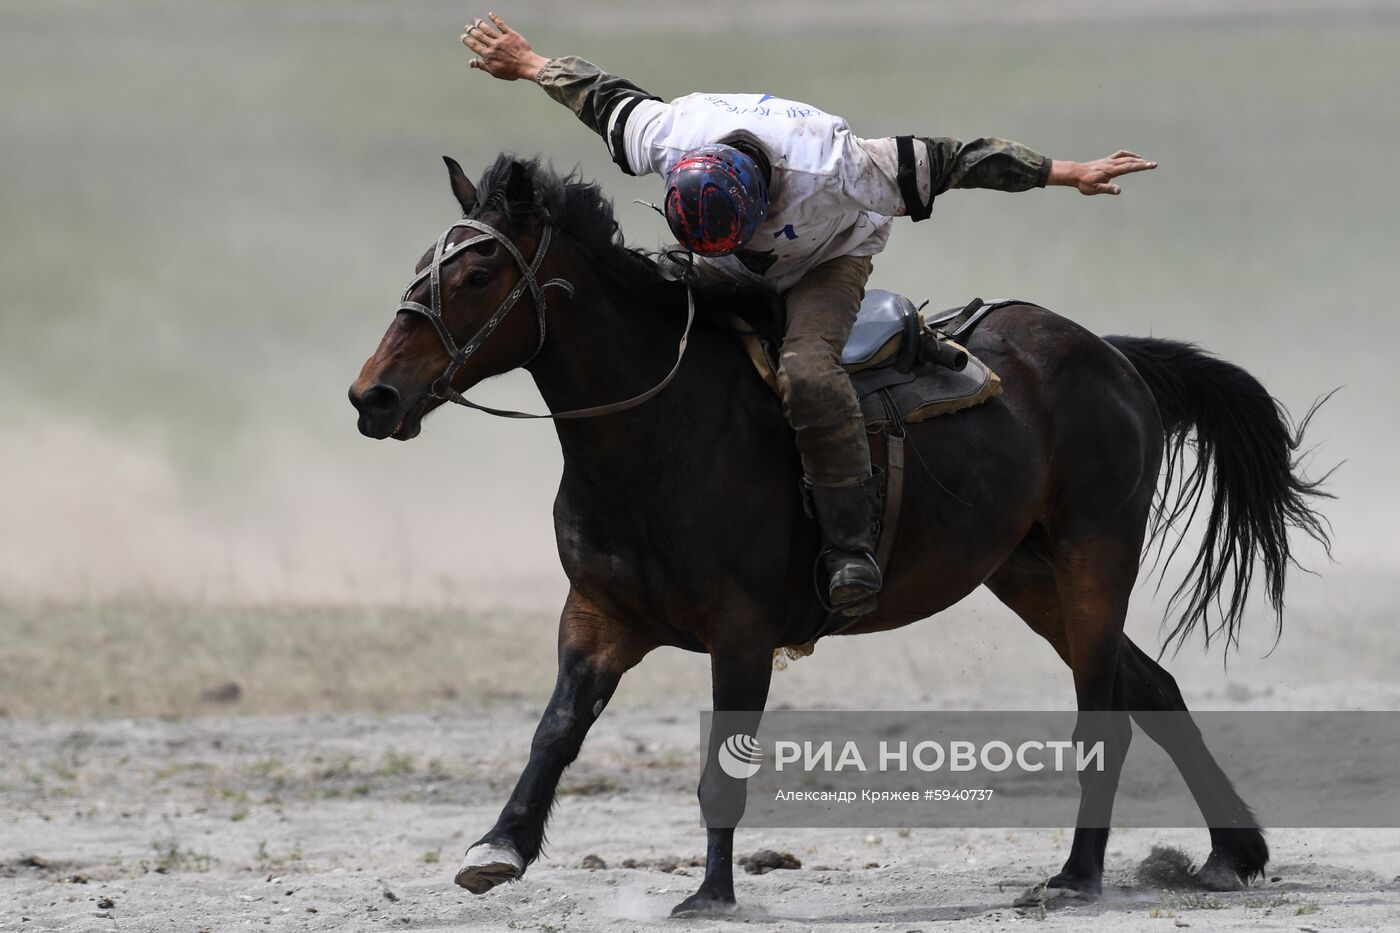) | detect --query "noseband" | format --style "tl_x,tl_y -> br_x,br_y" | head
395,216 -> 694,421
